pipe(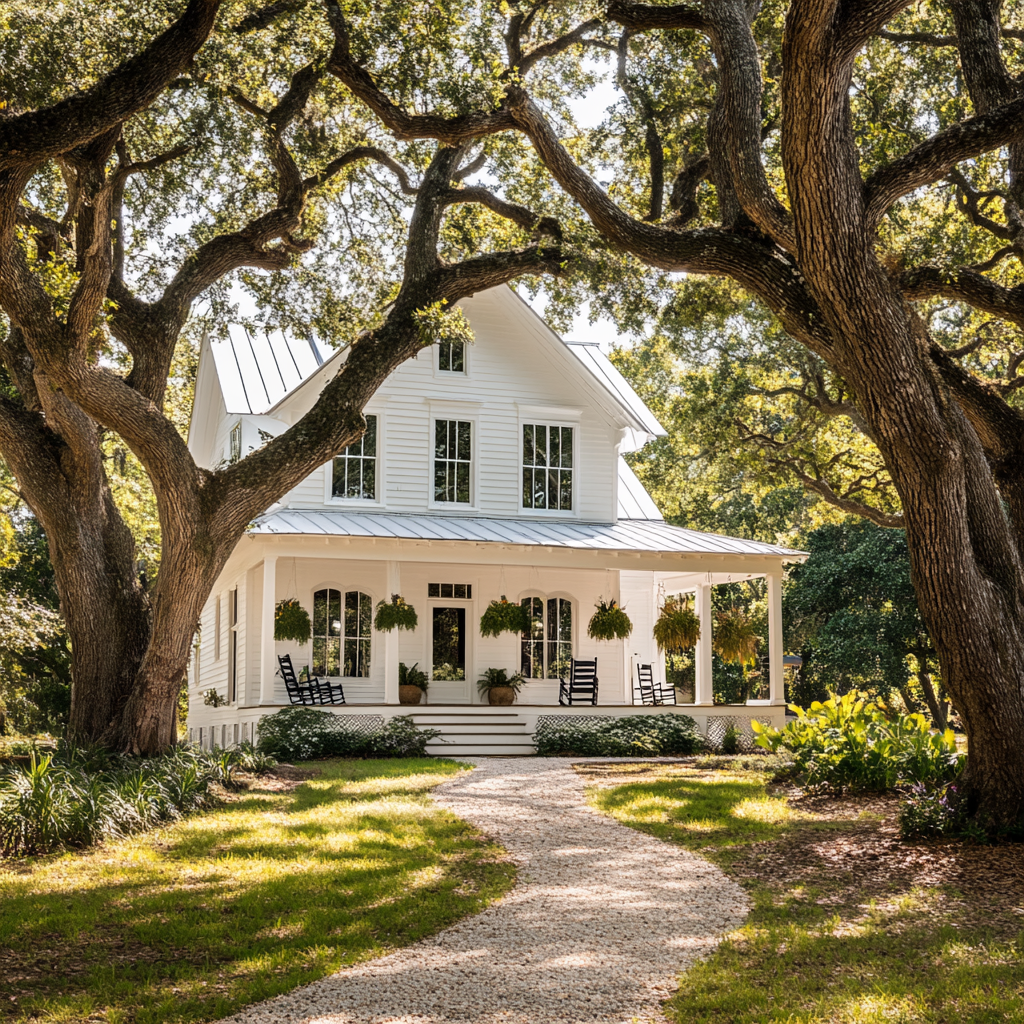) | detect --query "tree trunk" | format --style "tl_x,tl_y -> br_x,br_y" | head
917,669 -> 949,732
